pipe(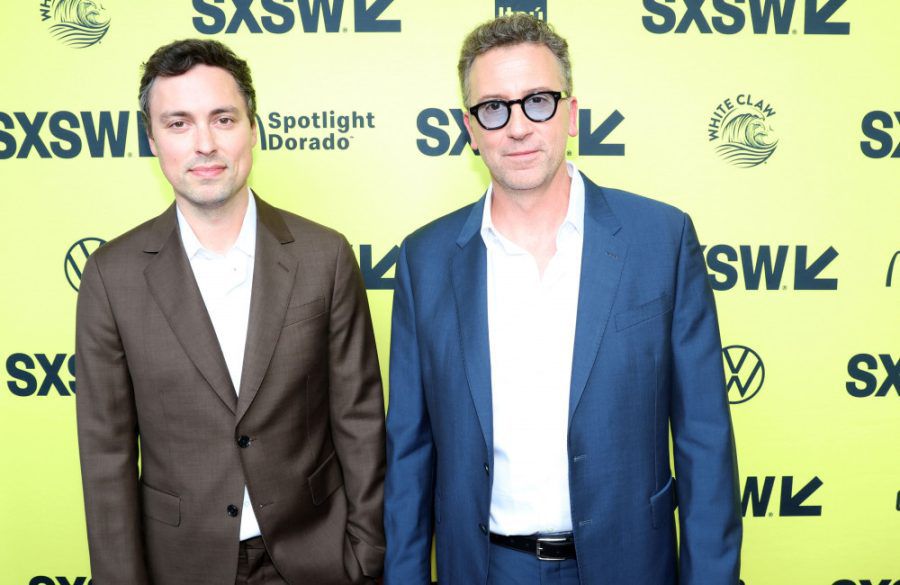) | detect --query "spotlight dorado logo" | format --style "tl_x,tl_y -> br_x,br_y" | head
256,110 -> 376,152
39,0 -> 110,48
708,94 -> 778,168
